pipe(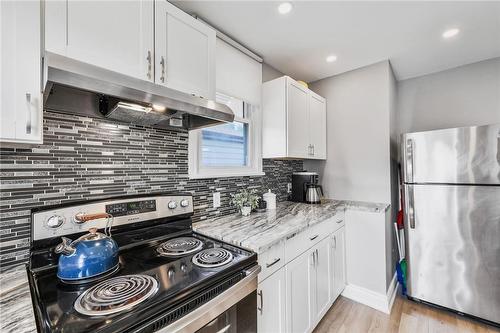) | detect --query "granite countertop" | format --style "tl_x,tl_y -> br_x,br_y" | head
0,266 -> 37,333
0,199 -> 388,333
193,199 -> 389,254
